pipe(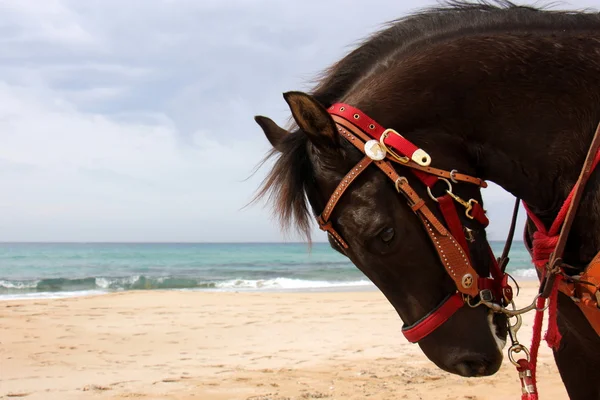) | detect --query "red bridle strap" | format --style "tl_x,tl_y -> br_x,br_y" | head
329,110 -> 487,188
314,103 -> 512,343
323,119 -> 481,298
402,292 -> 465,343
